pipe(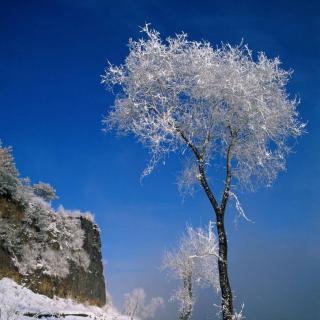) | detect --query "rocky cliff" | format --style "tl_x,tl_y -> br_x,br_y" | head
0,196 -> 107,307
